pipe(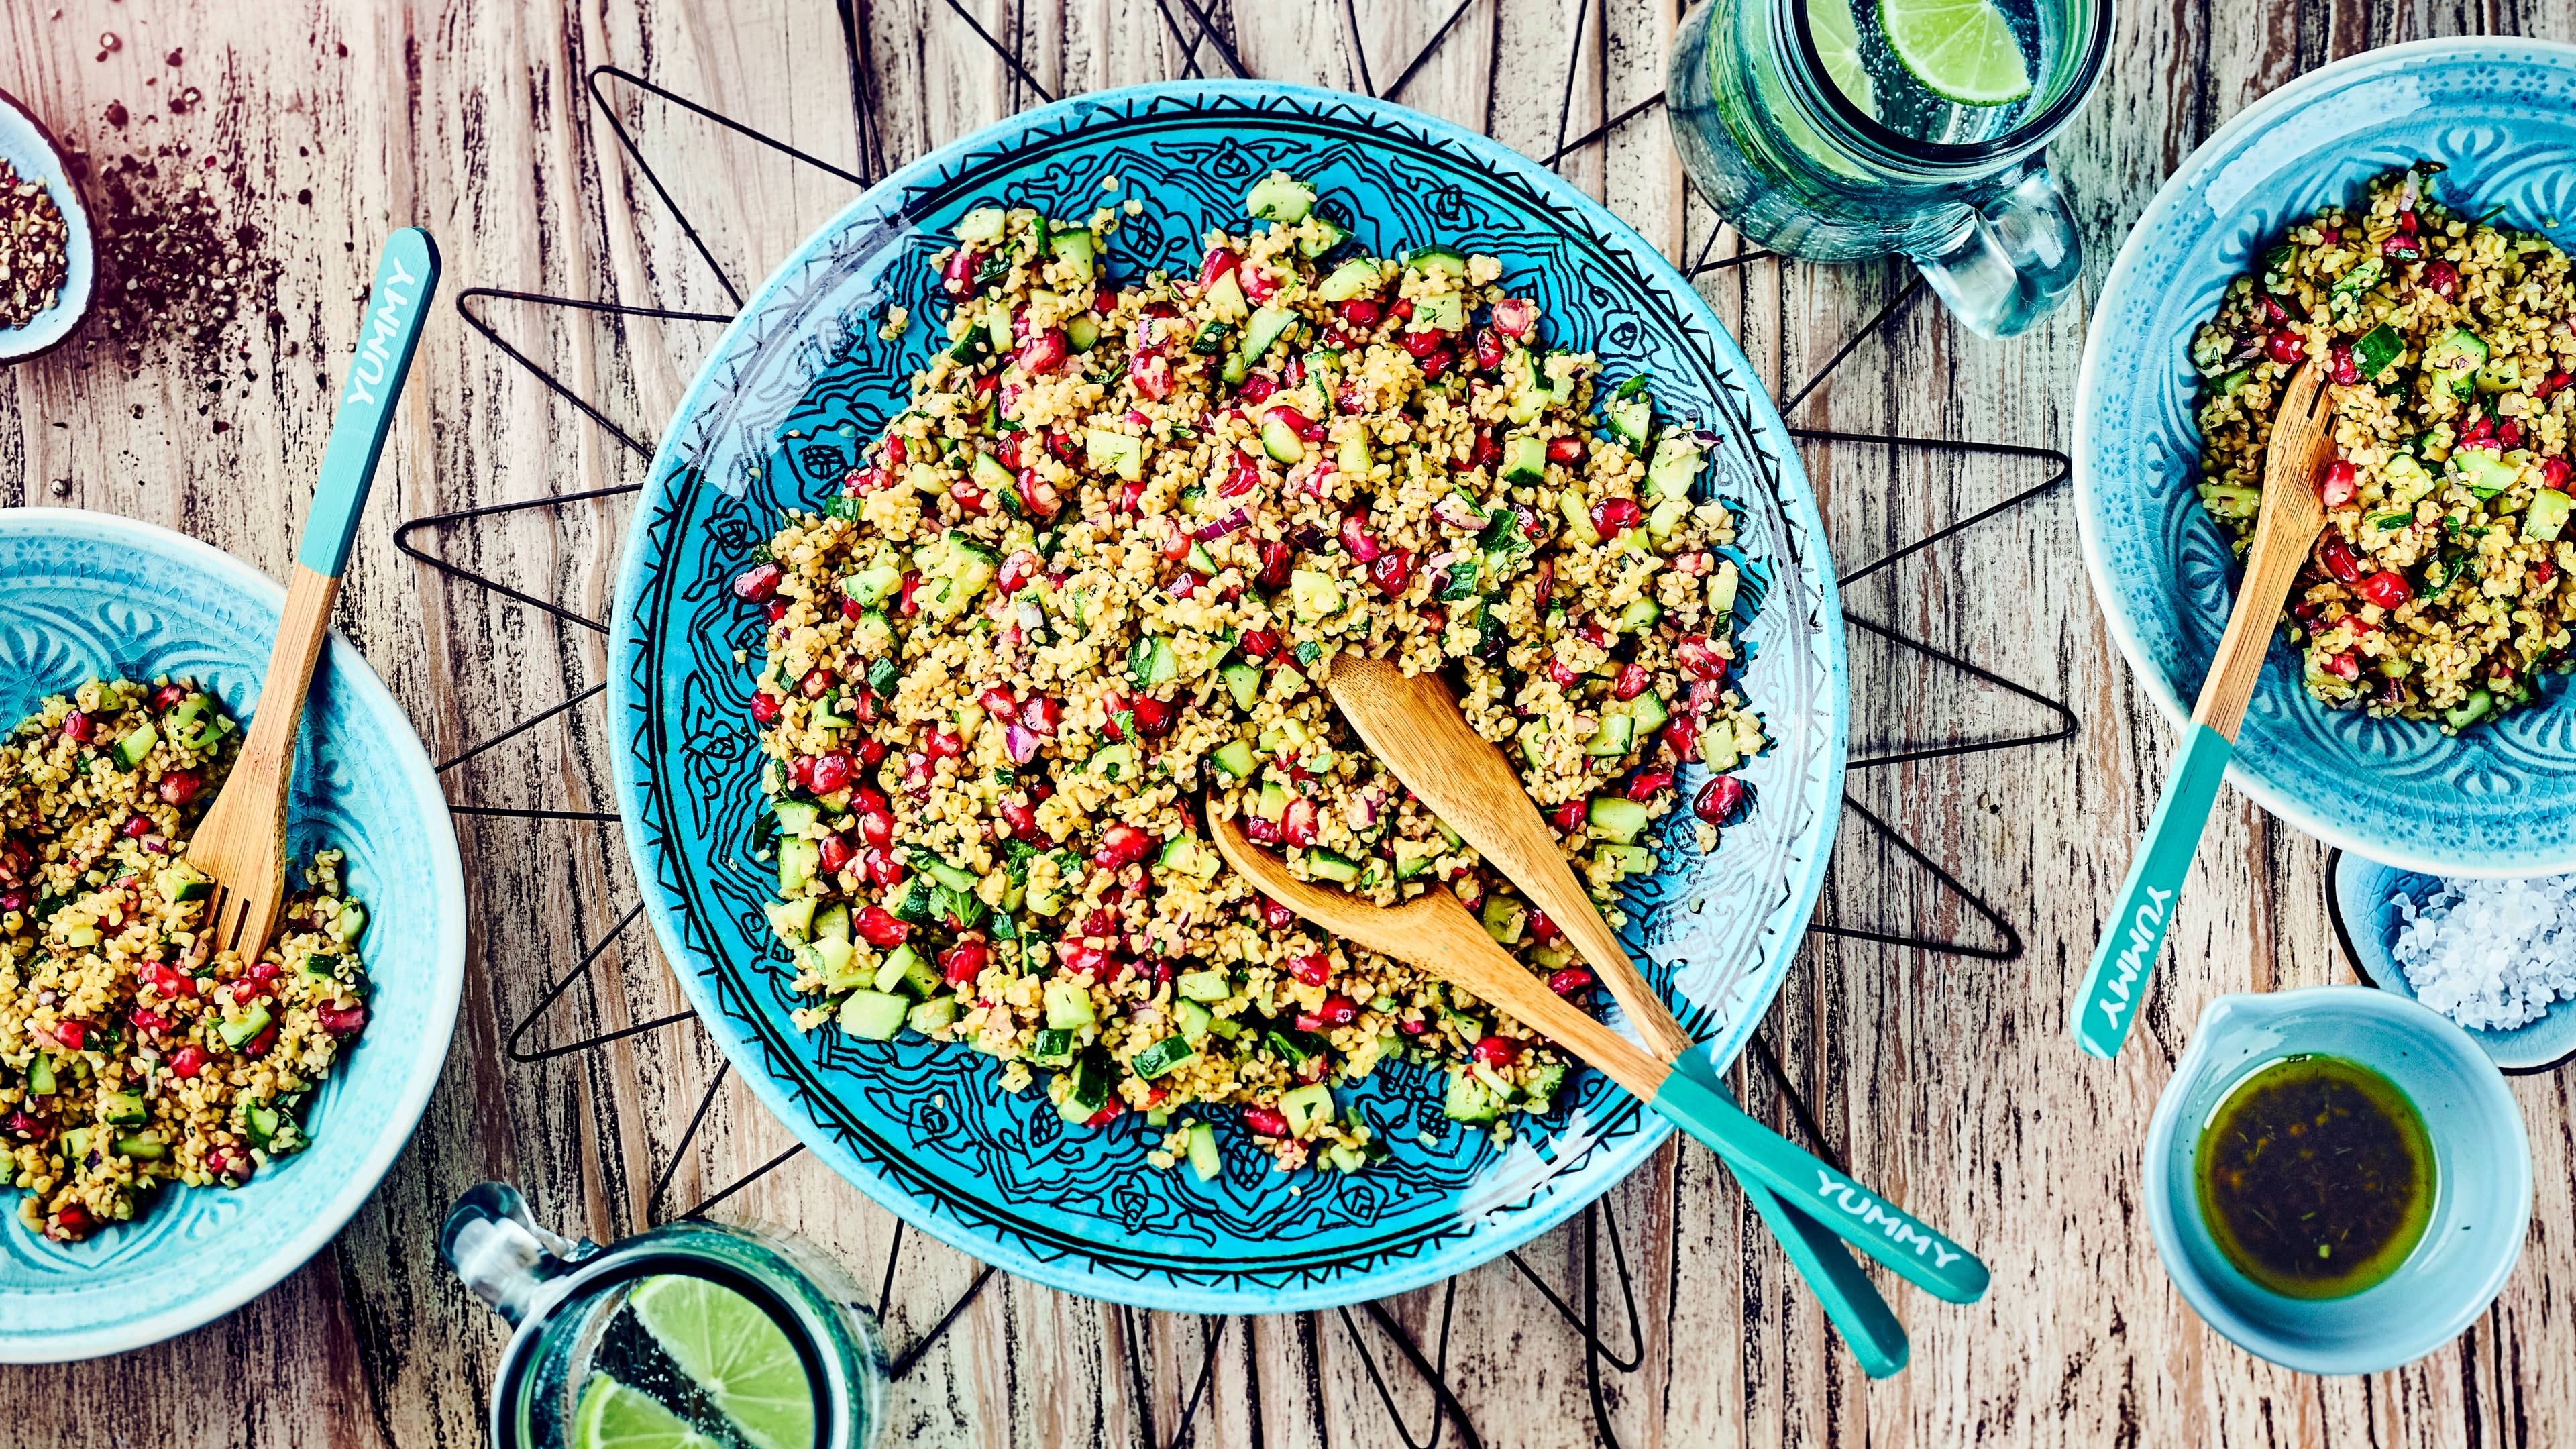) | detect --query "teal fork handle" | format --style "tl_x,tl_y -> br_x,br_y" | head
1652,1052 -> 1989,1305
297,227 -> 441,579
1732,1169 -> 1909,1378
2070,720 -> 2234,1059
